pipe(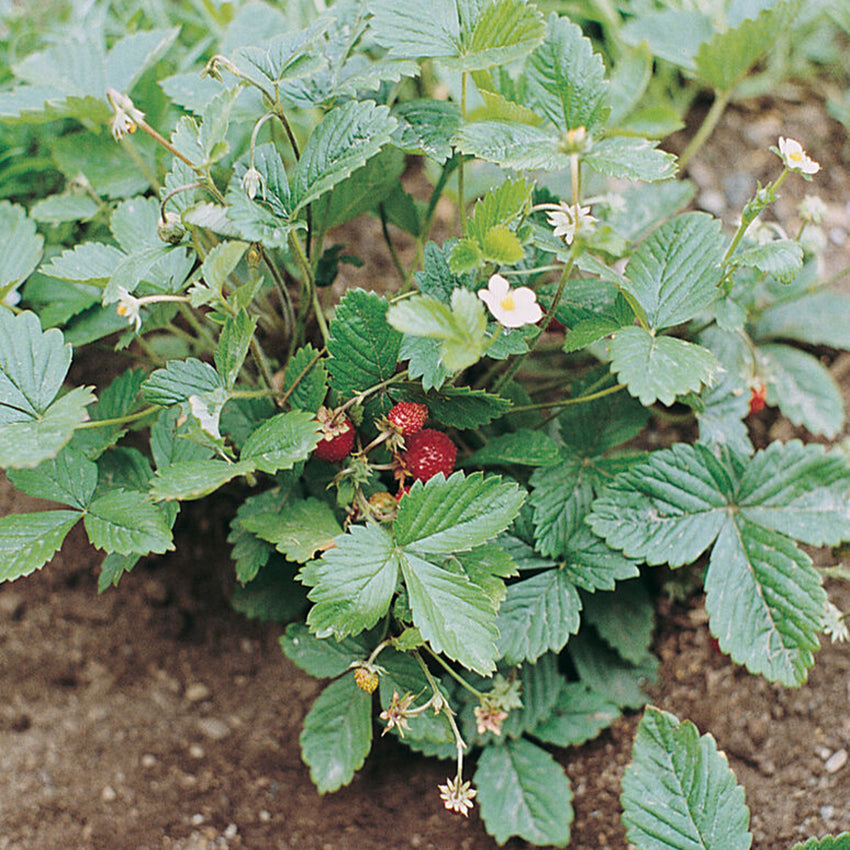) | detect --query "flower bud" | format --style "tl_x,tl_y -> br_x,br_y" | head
157,211 -> 185,245
242,167 -> 263,200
